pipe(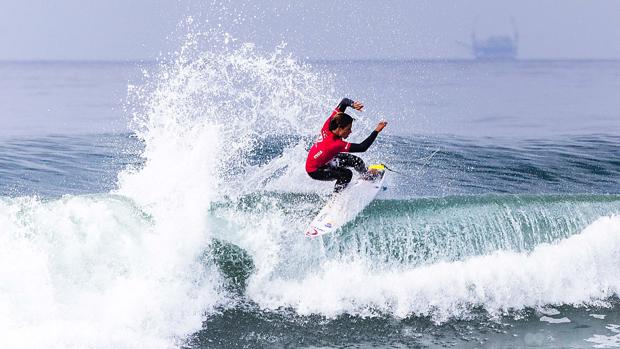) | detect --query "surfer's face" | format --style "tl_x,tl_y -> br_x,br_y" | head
335,123 -> 352,139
